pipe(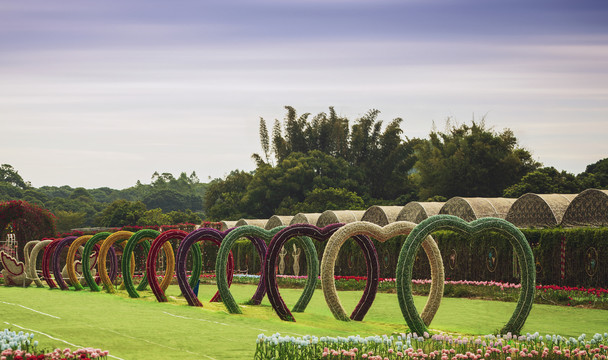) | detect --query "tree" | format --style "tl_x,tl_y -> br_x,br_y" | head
579,158 -> 608,188
203,170 -> 253,221
167,209 -> 202,224
415,120 -> 540,199
137,208 -> 170,226
276,187 -> 365,214
502,167 -> 583,197
54,210 -> 86,233
242,151 -> 367,218
0,164 -> 28,189
143,189 -> 203,212
258,106 -> 417,202
96,200 -> 146,227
